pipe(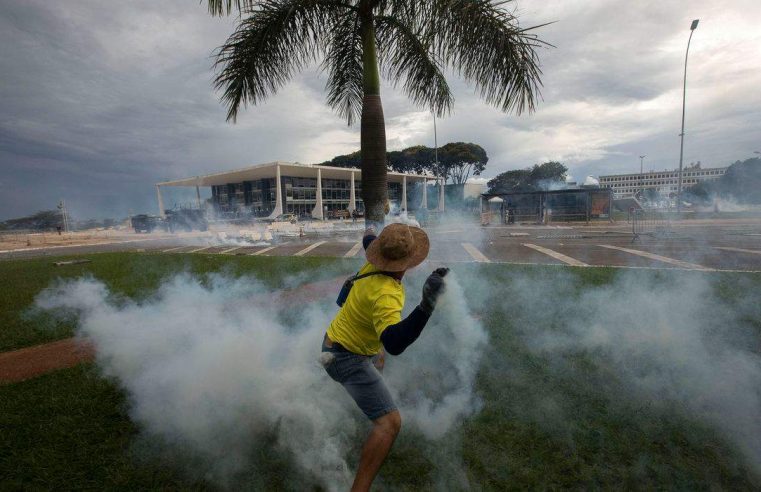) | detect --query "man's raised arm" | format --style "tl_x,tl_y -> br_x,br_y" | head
380,268 -> 449,355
